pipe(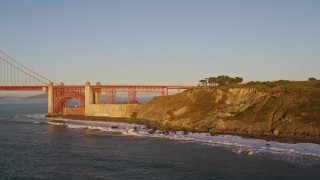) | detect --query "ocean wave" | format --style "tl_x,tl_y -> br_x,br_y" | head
24,114 -> 47,119
29,114 -> 320,166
